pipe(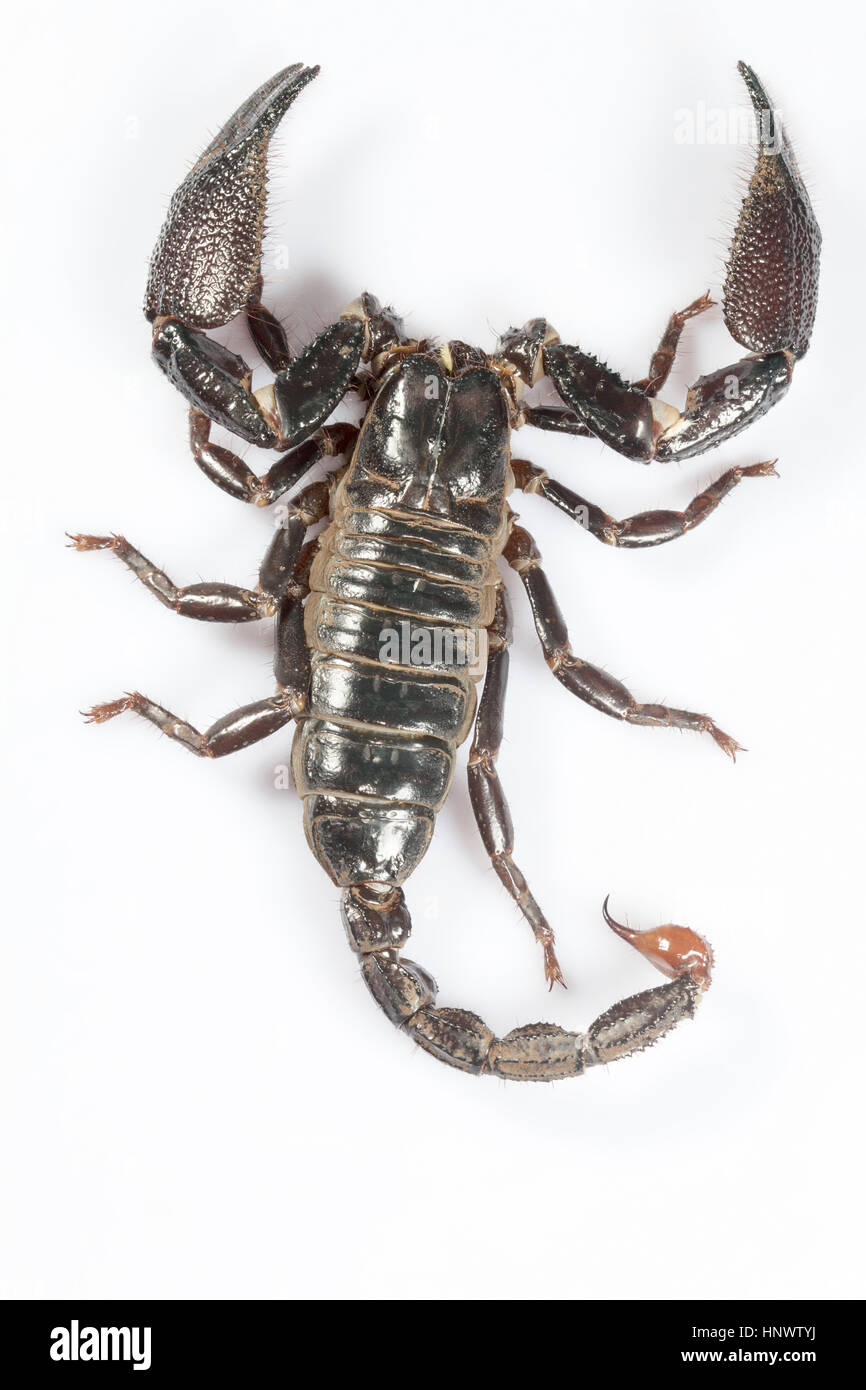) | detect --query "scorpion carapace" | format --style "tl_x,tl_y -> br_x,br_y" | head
72,61 -> 820,1081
